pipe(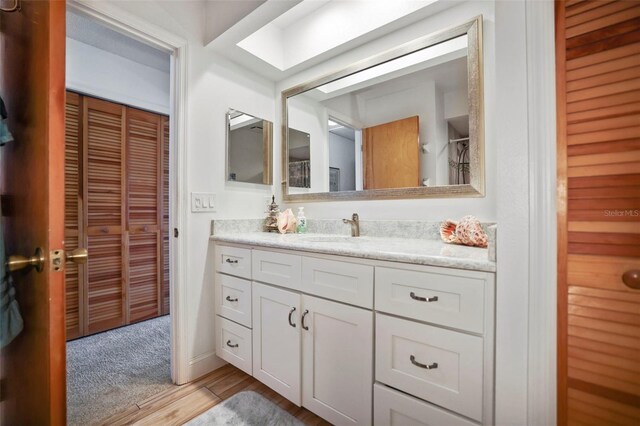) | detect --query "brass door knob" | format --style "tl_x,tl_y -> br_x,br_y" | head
622,270 -> 640,290
66,248 -> 88,264
6,247 -> 45,273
